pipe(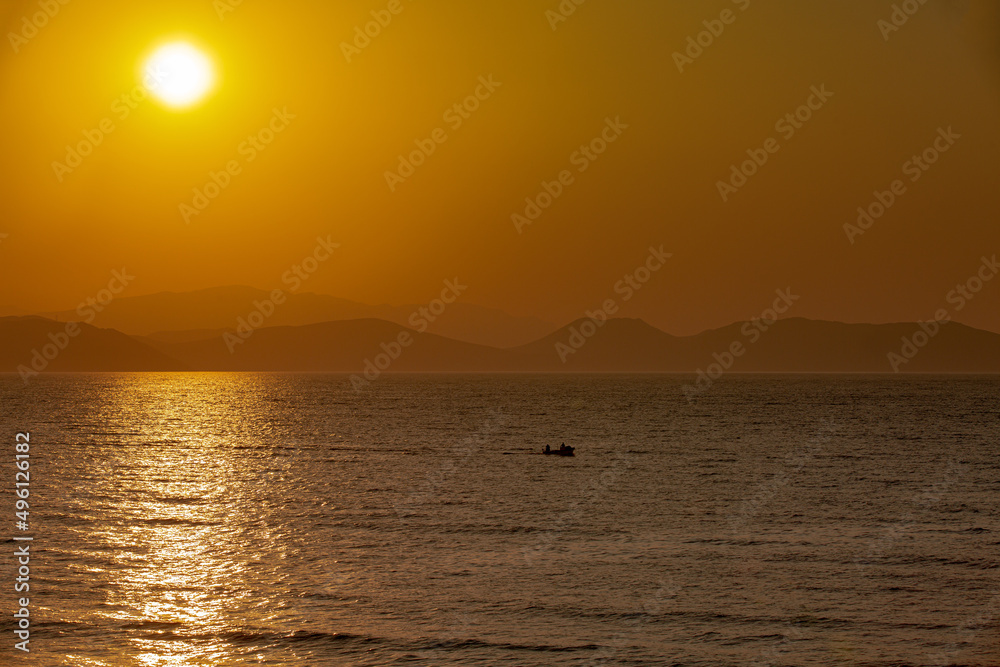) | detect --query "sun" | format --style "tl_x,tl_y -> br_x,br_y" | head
143,41 -> 216,109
